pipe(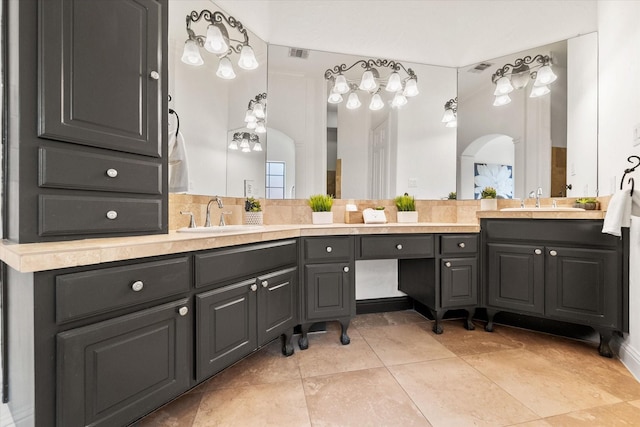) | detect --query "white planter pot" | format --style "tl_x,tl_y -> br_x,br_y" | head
244,211 -> 263,225
396,211 -> 418,223
480,198 -> 498,211
312,211 -> 333,224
